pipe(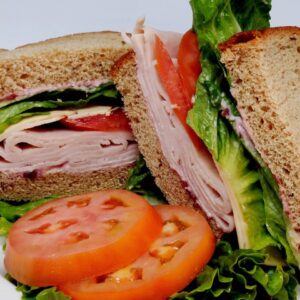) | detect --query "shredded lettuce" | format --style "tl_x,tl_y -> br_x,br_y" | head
171,240 -> 298,300
0,82 -> 121,133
